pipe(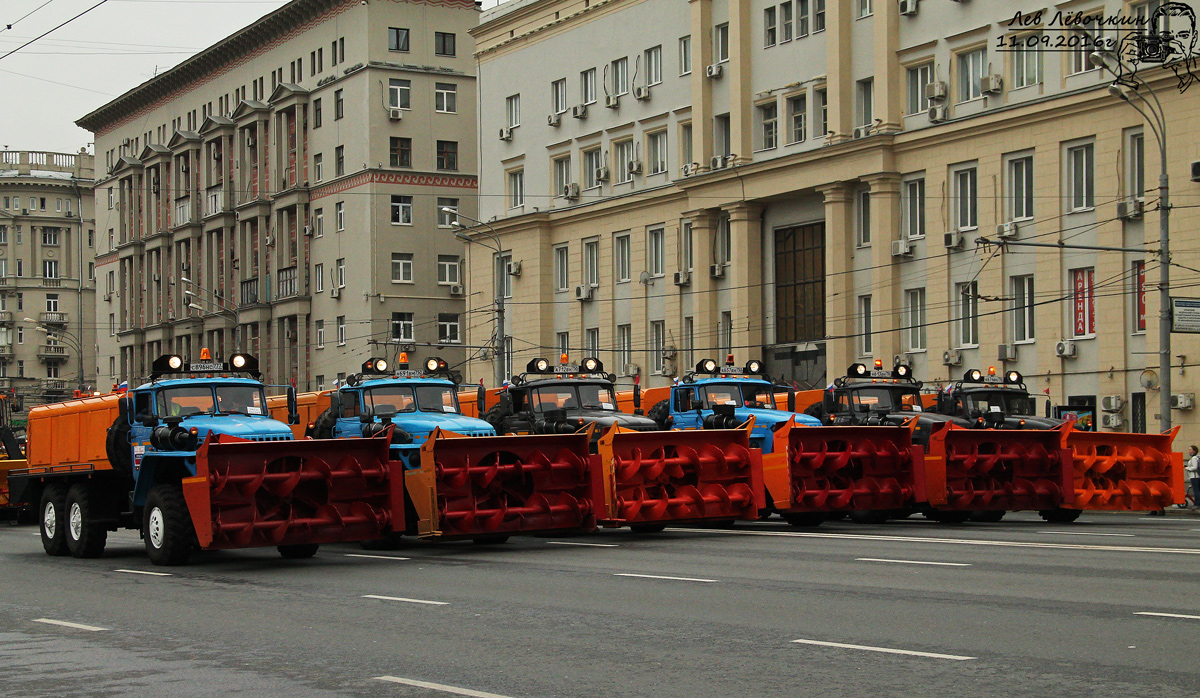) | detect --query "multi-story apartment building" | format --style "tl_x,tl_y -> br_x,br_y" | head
79,0 -> 479,389
0,150 -> 97,407
468,0 -> 1200,439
